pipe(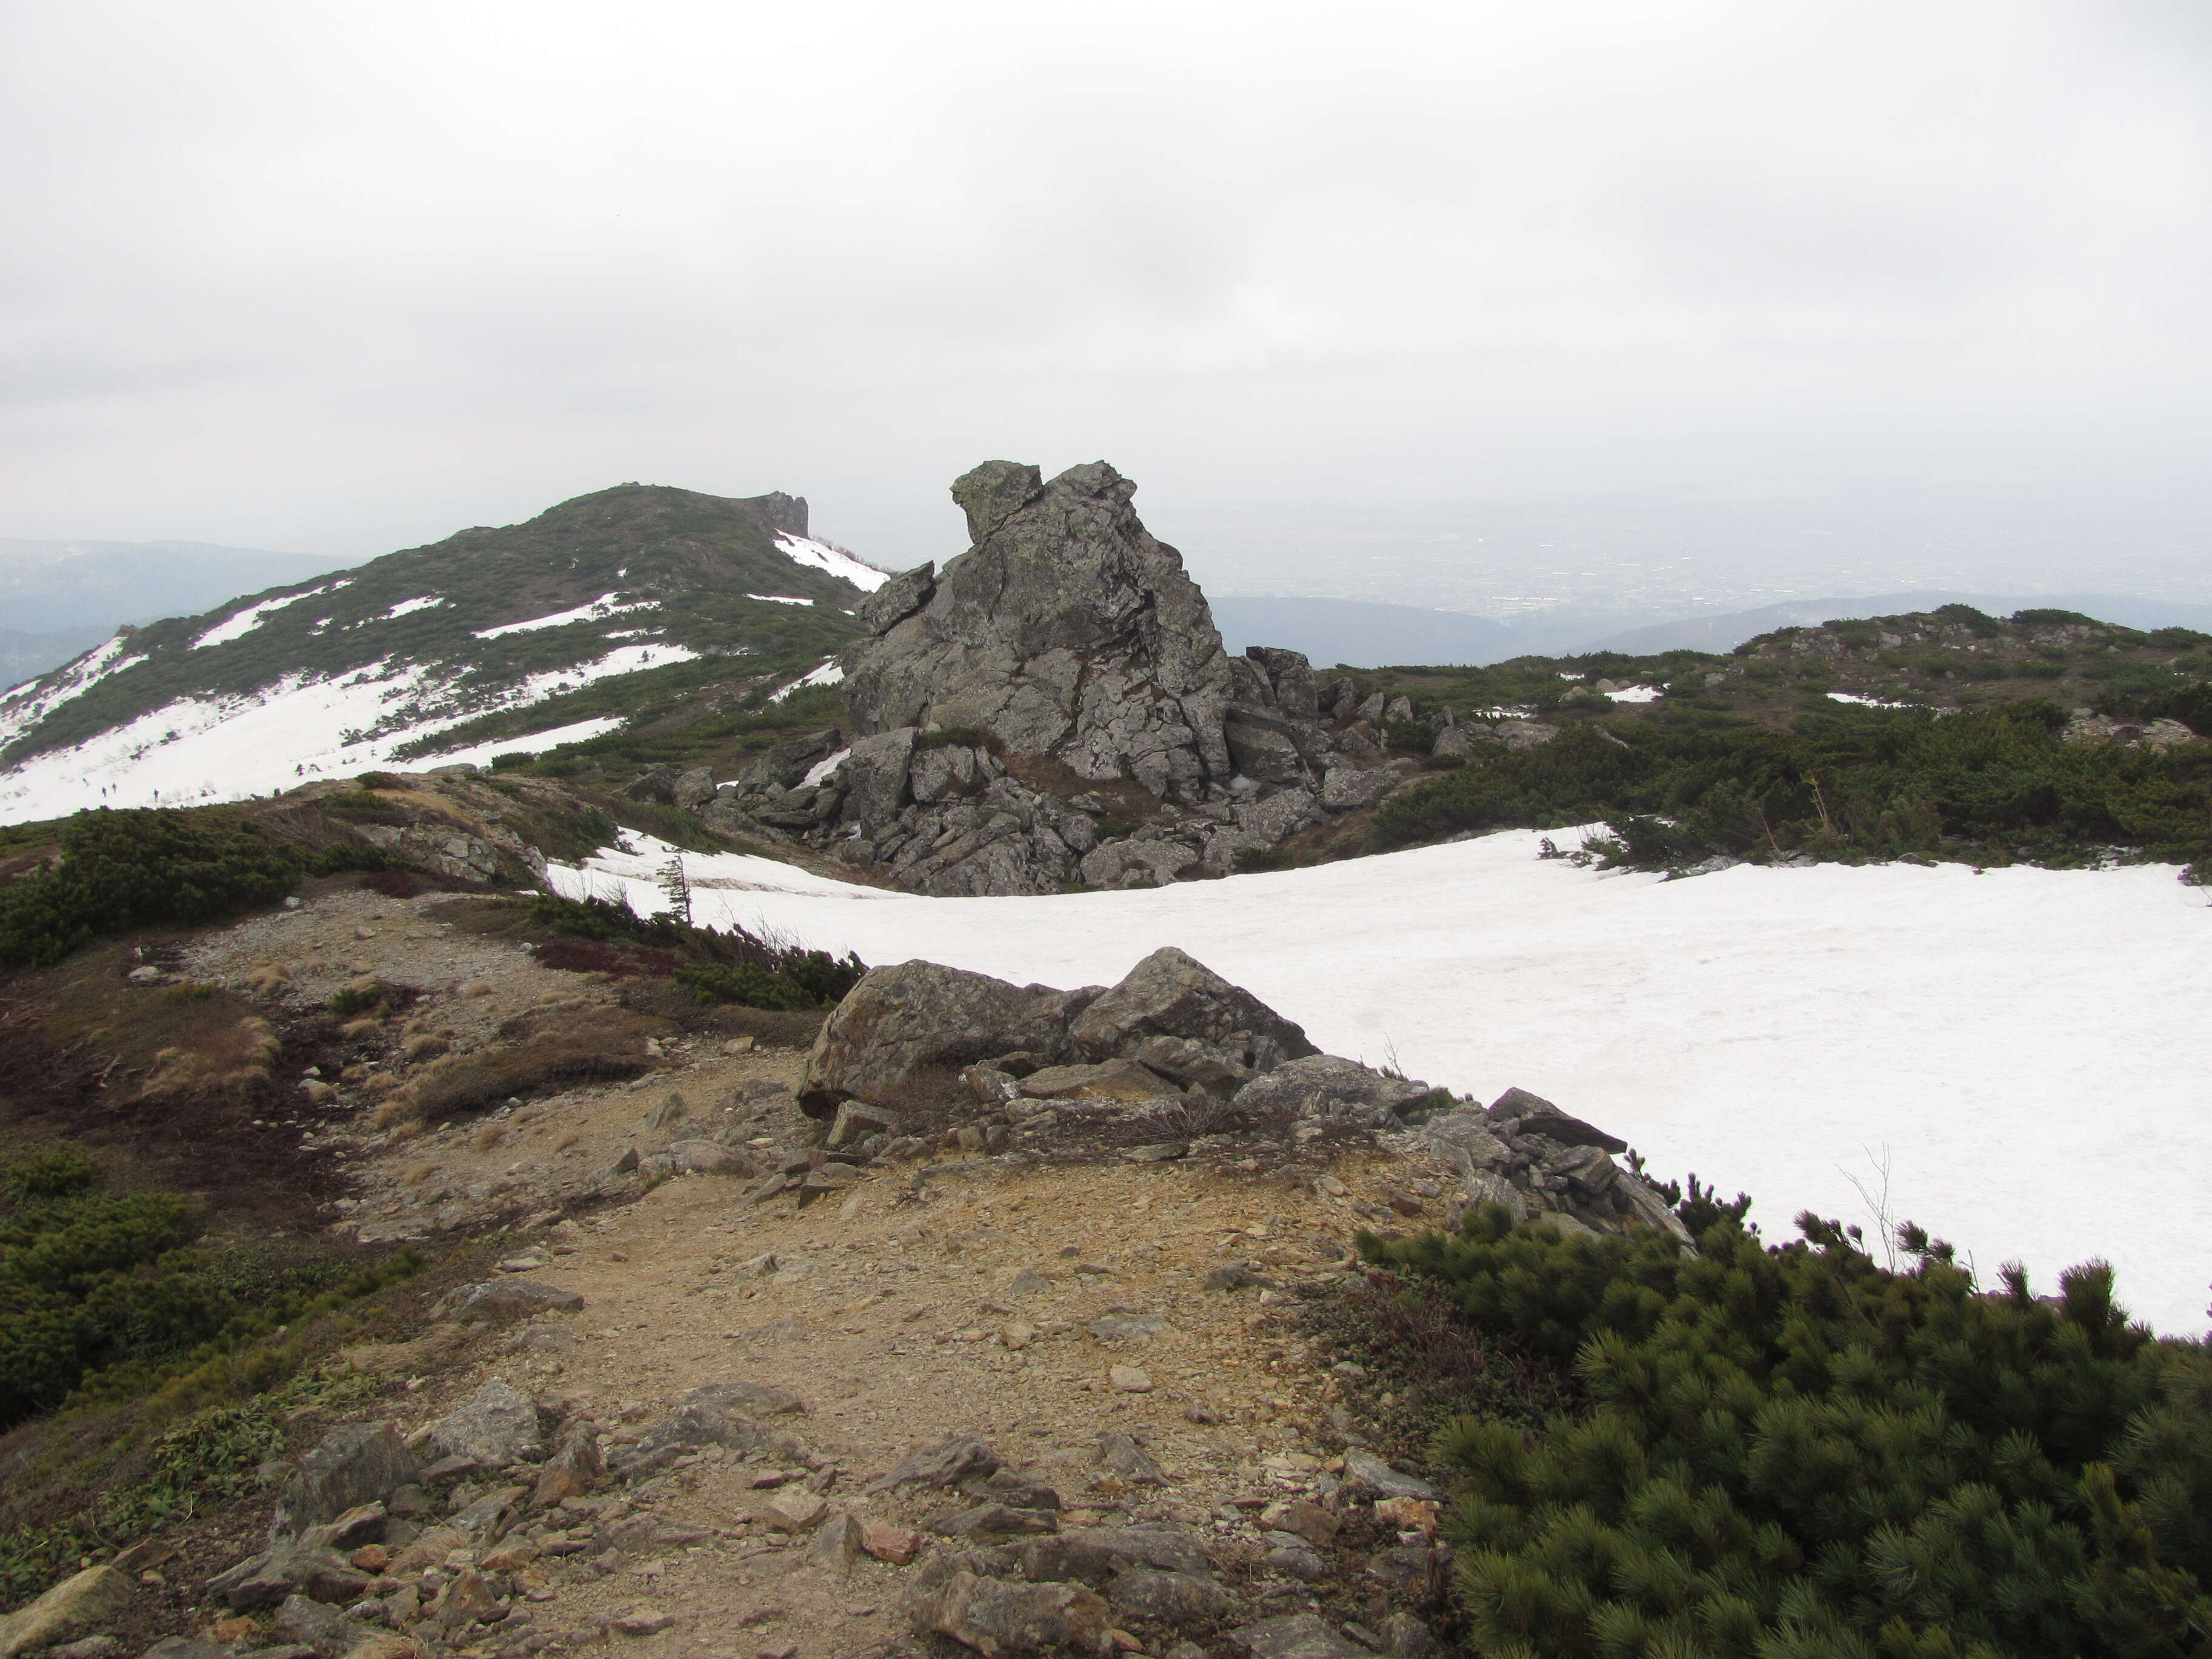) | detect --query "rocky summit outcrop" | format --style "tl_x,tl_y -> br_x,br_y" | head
694,461 -> 1433,896
845,461 -> 1236,799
